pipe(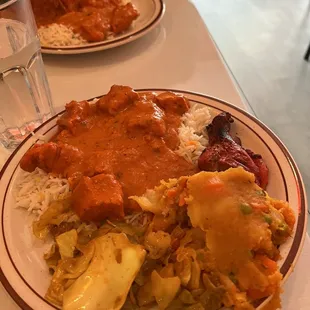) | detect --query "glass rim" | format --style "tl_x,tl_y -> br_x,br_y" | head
0,0 -> 18,11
